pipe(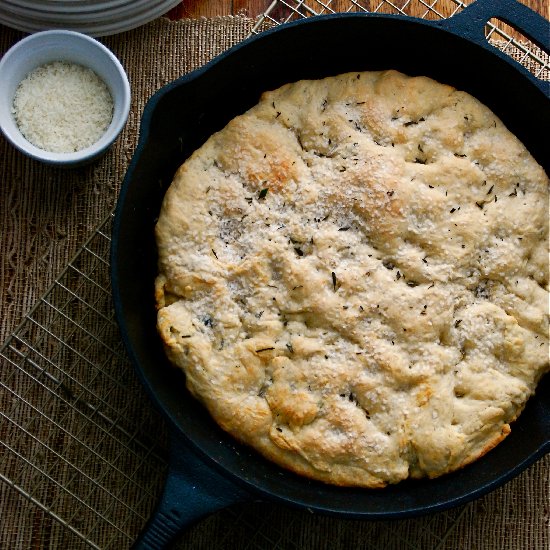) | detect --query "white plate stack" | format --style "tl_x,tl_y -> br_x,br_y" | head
0,0 -> 183,37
